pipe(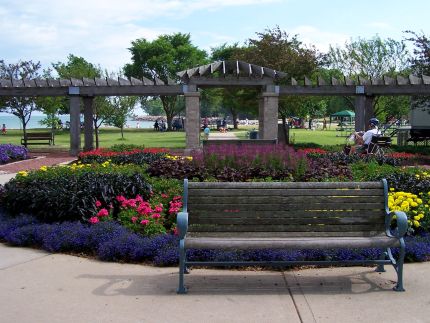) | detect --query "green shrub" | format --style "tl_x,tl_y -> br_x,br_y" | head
3,164 -> 151,222
351,161 -> 400,181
